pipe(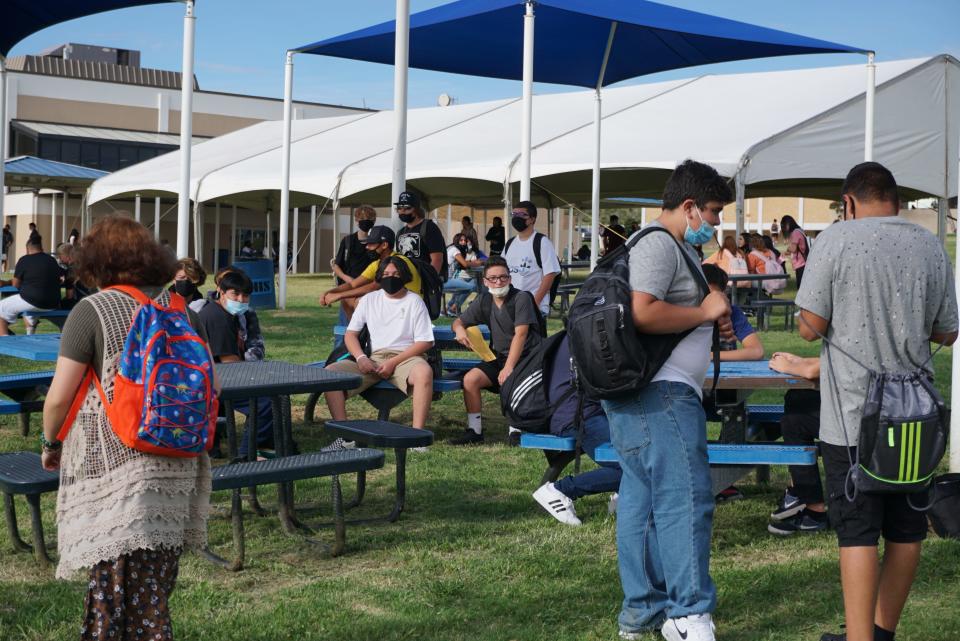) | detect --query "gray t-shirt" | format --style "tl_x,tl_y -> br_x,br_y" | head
796,217 -> 958,446
628,223 -> 711,396
458,288 -> 542,357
